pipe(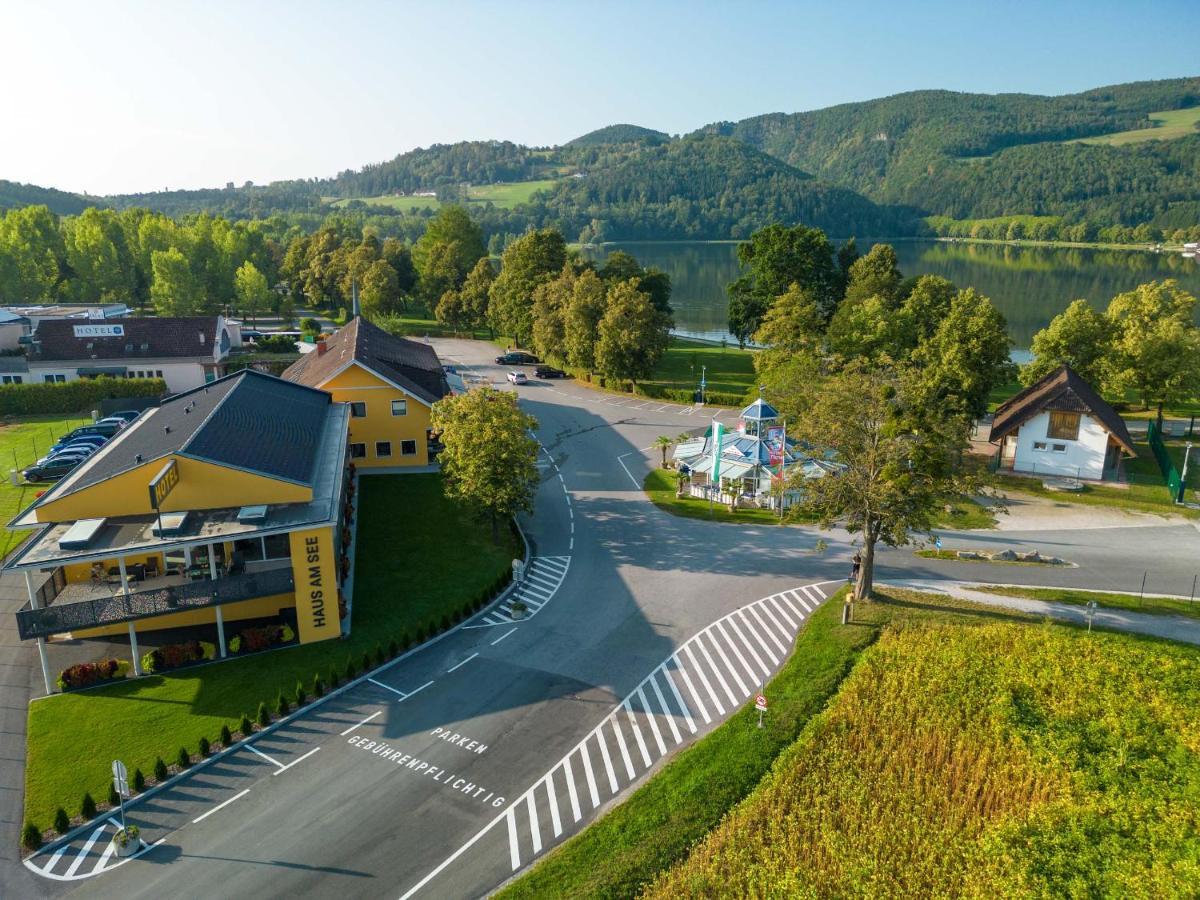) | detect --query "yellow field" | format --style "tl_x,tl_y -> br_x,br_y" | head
1074,107 -> 1200,146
